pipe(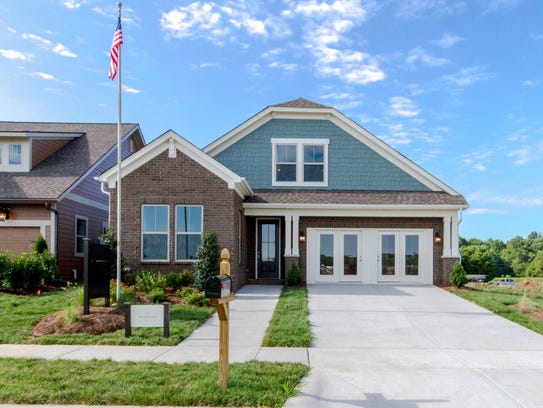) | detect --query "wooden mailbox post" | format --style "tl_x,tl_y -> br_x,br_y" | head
208,248 -> 234,388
